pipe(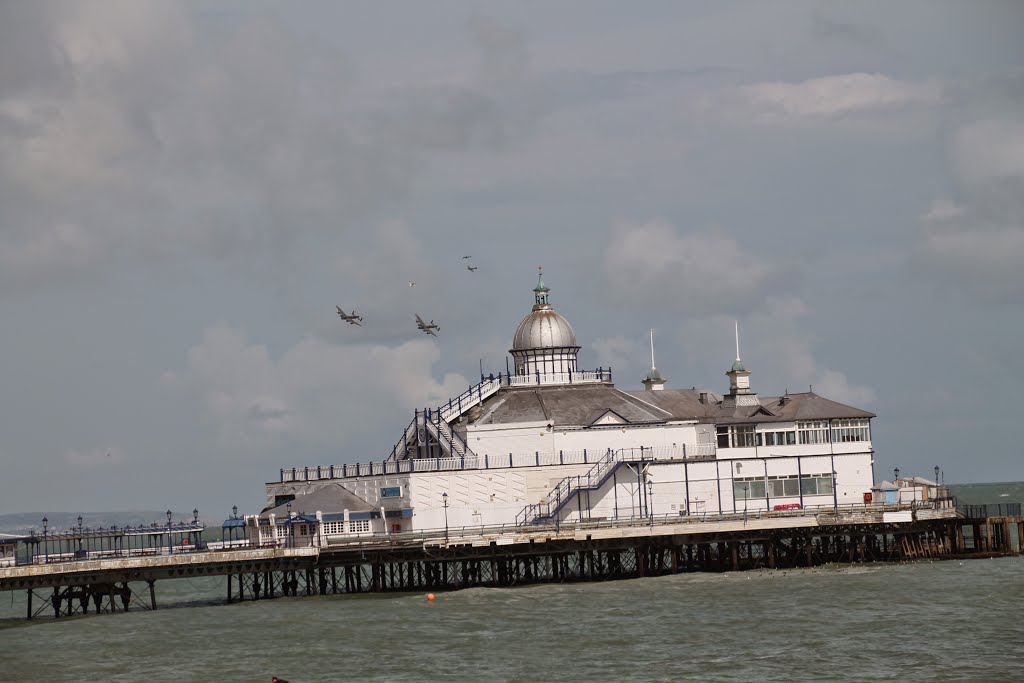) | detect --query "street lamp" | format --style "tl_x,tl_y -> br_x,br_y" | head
286,502 -> 293,547
893,467 -> 899,482
42,517 -> 48,563
77,515 -> 83,555
646,478 -> 654,525
832,471 -> 839,513
934,466 -> 940,498
232,504 -> 238,519
742,485 -> 749,525
166,510 -> 173,553
442,492 -> 449,543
